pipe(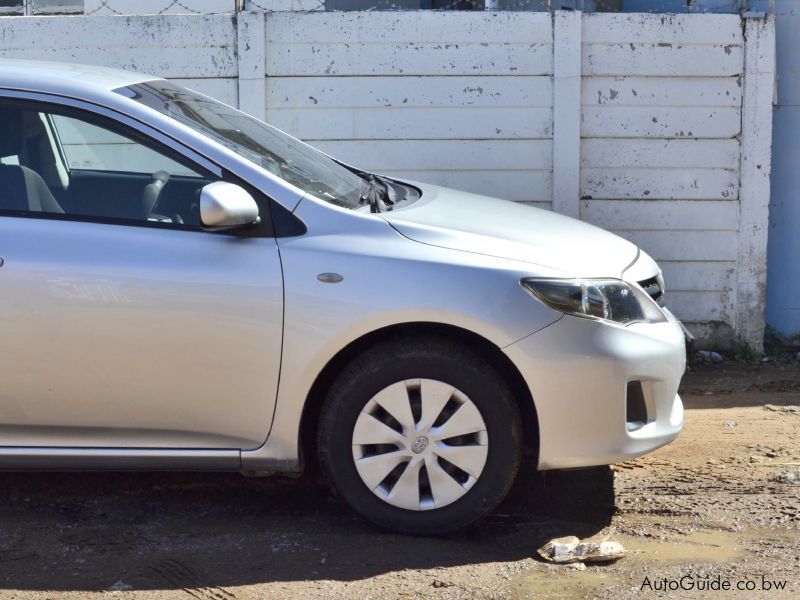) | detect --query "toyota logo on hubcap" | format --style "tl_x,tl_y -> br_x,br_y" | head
411,436 -> 429,454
